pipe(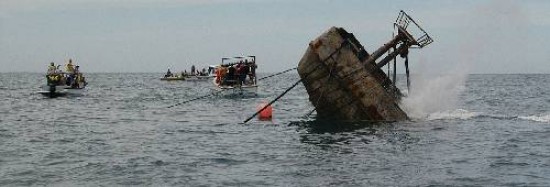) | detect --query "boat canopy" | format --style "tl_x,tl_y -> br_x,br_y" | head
220,56 -> 256,67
